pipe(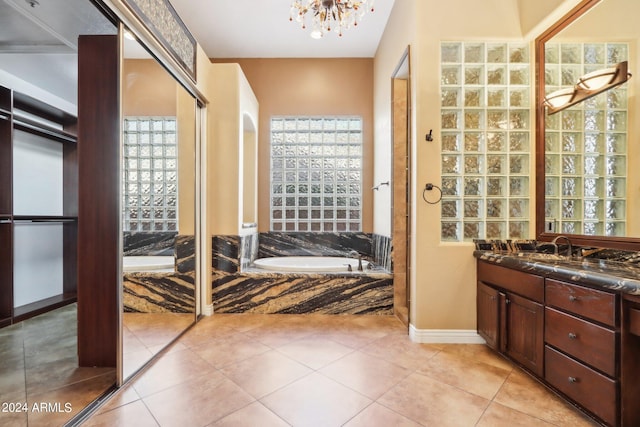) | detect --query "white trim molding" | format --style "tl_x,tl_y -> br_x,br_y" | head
201,303 -> 214,316
409,324 -> 486,344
